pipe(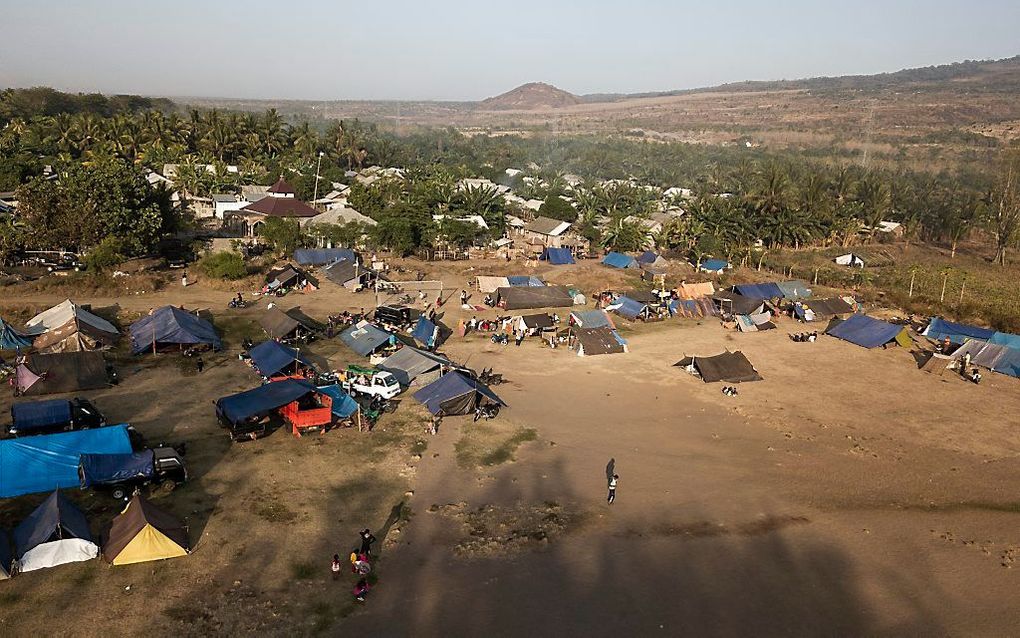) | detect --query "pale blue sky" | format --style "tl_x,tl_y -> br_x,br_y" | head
1,0 -> 1018,101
